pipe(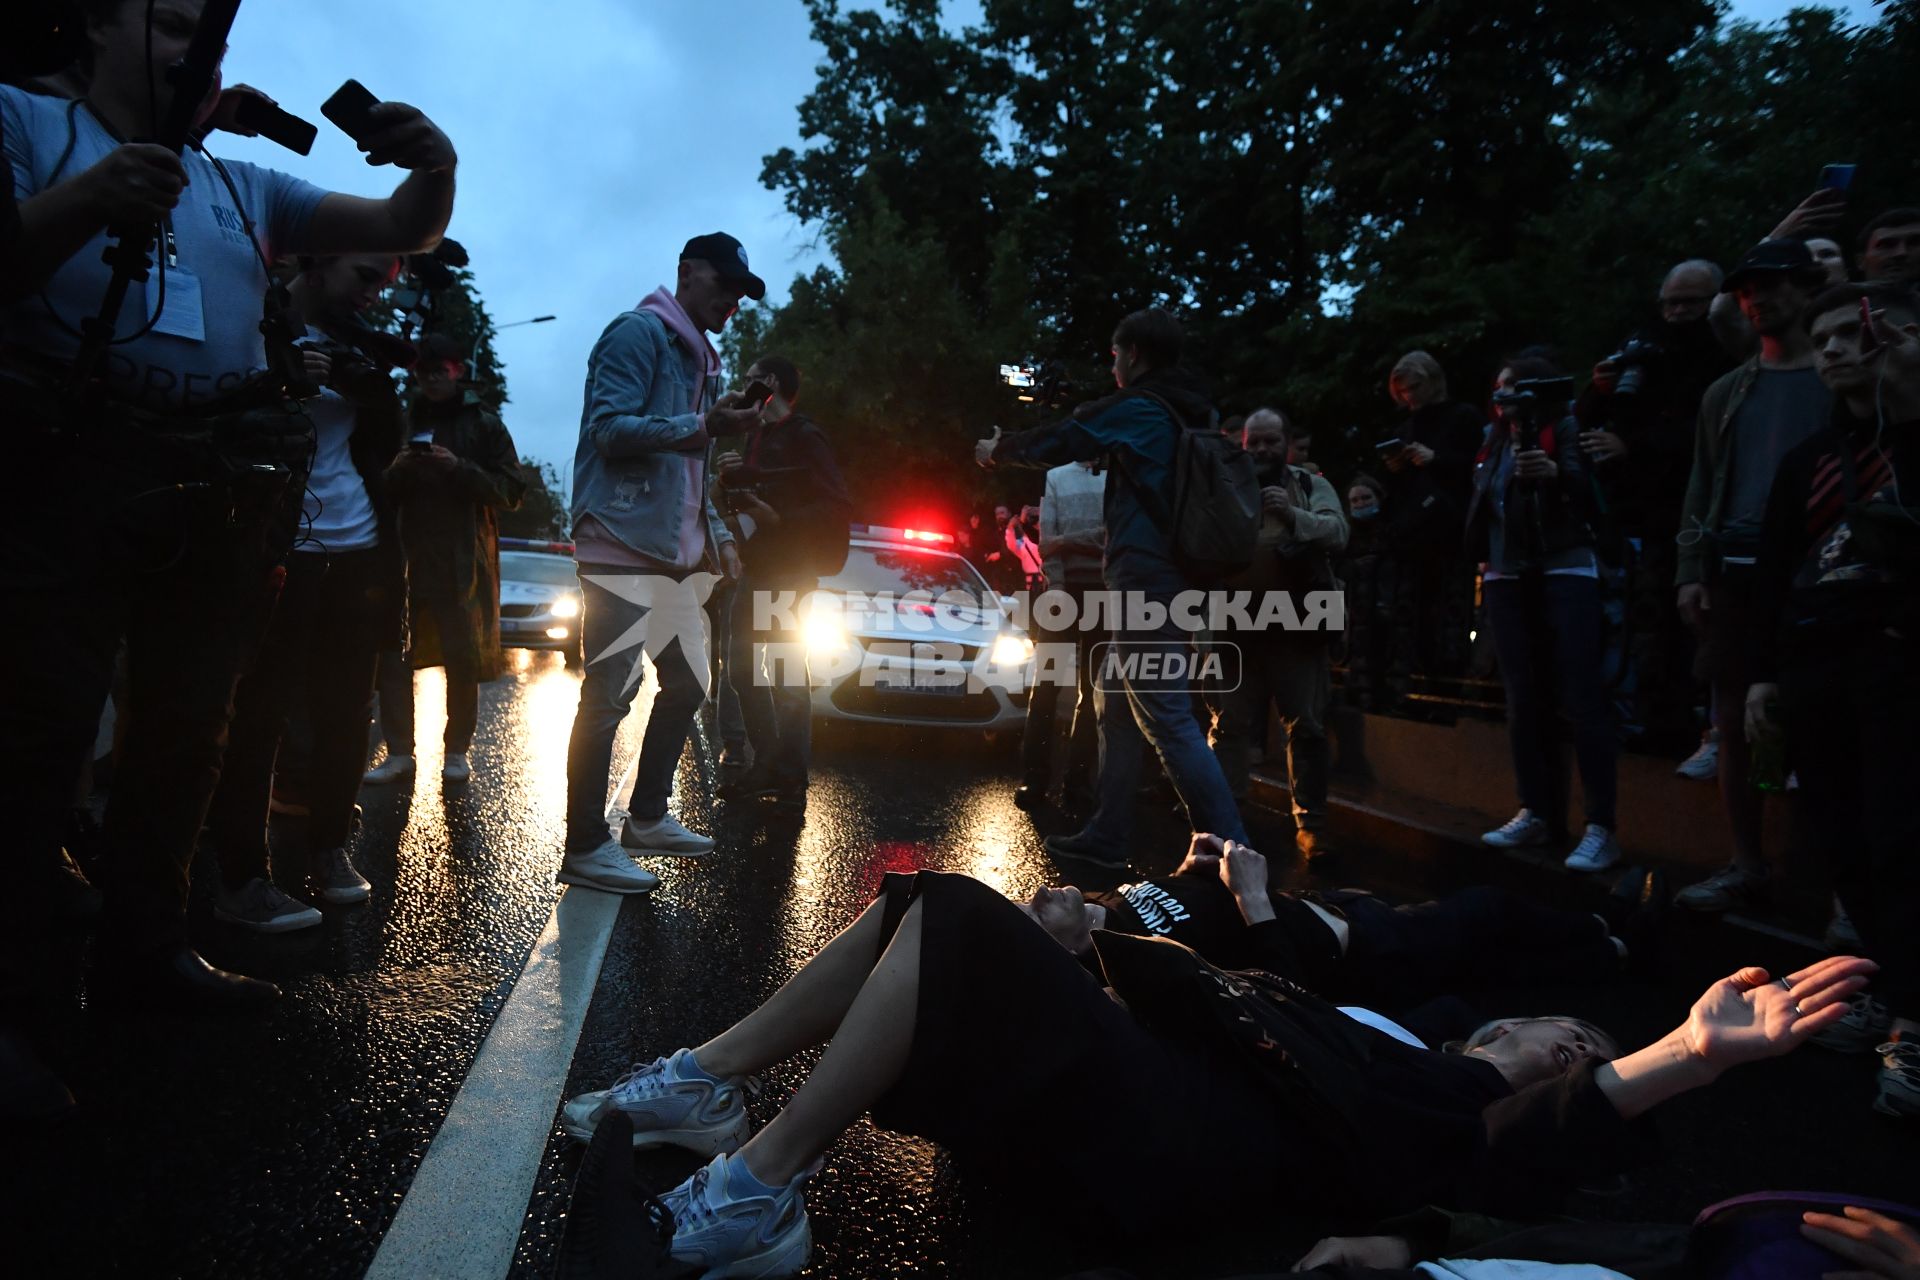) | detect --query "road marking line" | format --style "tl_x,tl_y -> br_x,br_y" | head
365,886 -> 622,1280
